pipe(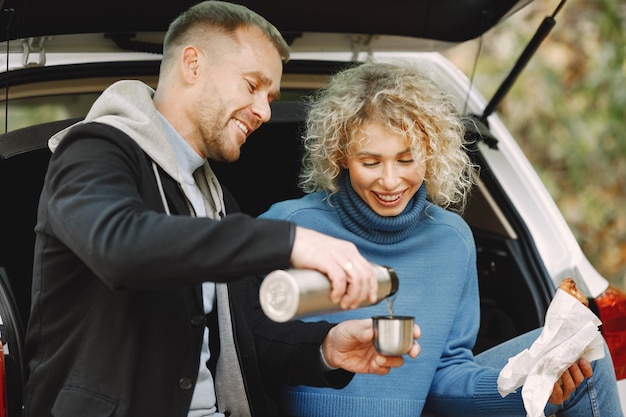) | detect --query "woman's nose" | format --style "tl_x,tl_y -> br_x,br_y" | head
379,165 -> 401,189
